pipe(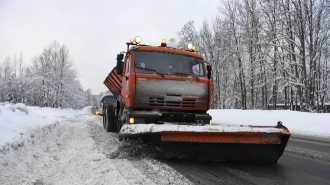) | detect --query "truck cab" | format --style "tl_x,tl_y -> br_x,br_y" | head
104,37 -> 212,130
